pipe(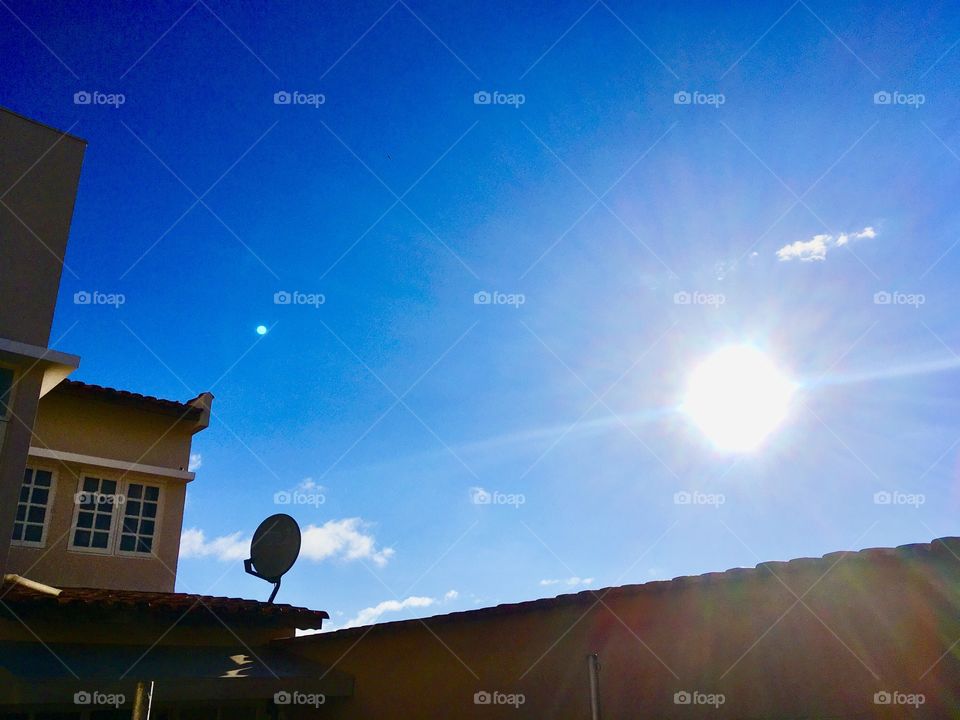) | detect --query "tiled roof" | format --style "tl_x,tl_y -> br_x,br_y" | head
0,582 -> 329,629
296,536 -> 960,640
54,379 -> 204,417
